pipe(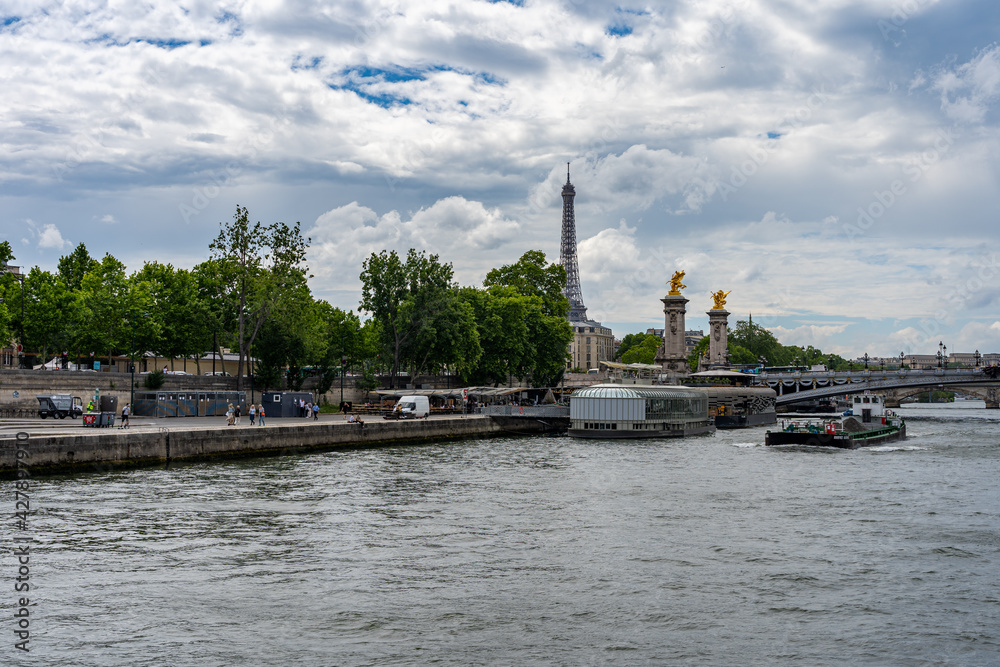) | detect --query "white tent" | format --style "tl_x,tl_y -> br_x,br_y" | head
33,357 -> 79,371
